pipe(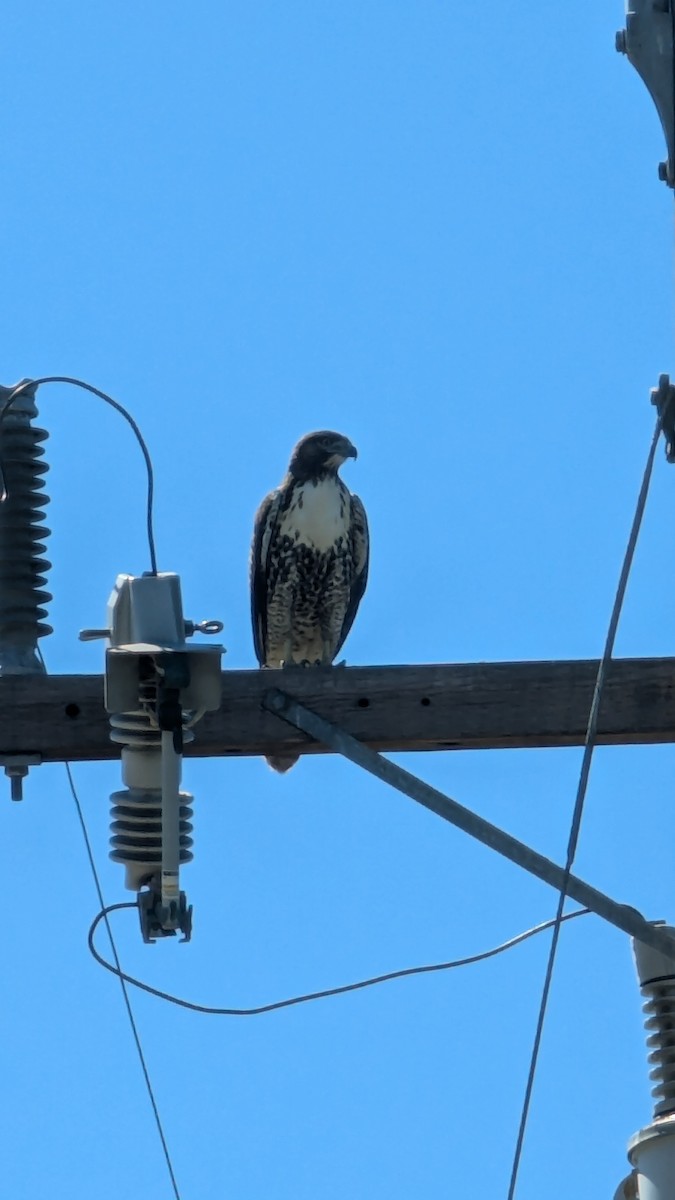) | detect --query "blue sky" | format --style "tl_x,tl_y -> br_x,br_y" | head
1,2 -> 673,1197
